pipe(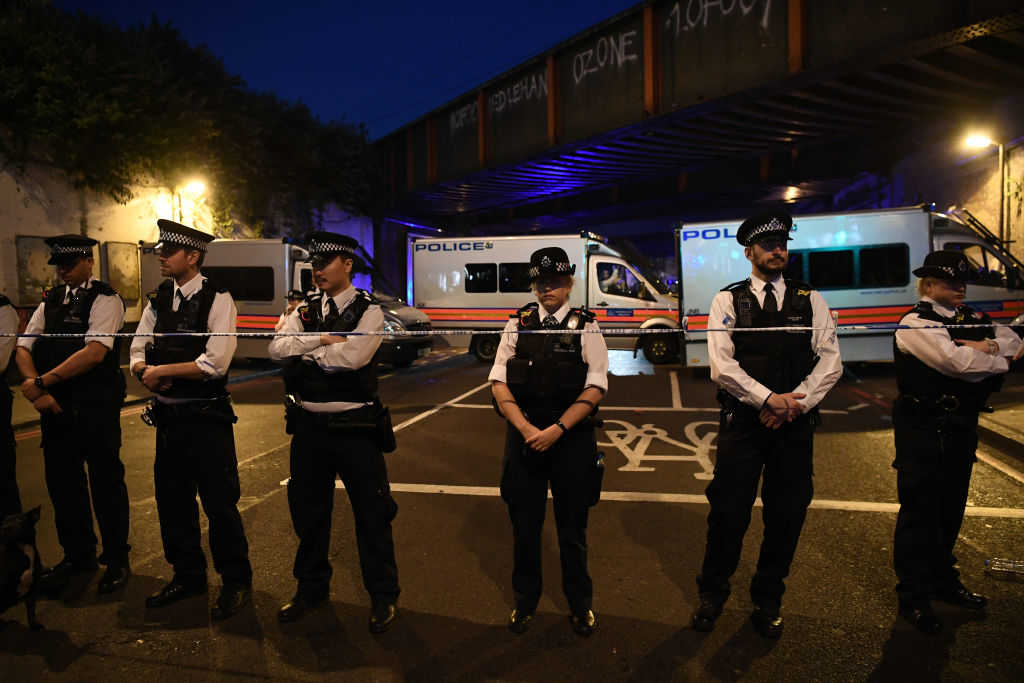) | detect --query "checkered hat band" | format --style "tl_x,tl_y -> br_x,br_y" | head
310,240 -> 354,256
159,231 -> 208,251
747,218 -> 789,241
50,245 -> 92,256
941,266 -> 955,277
529,262 -> 573,278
